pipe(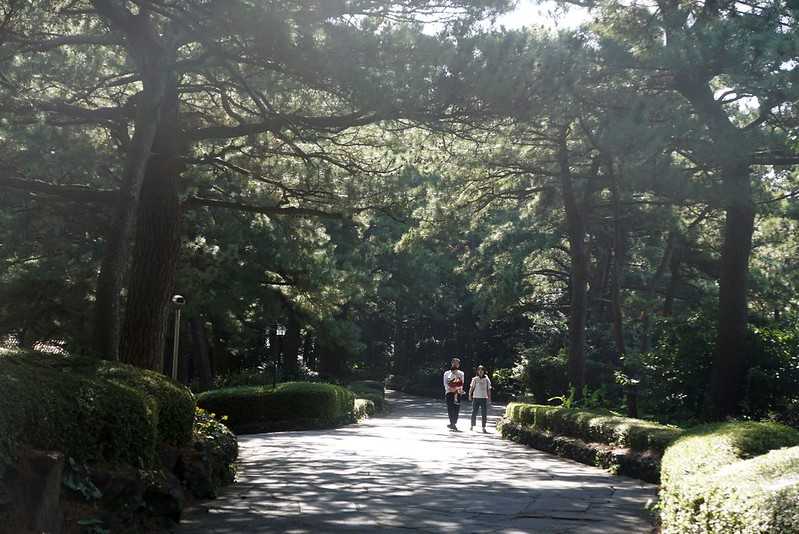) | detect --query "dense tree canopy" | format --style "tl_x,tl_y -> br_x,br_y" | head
1,0 -> 798,422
